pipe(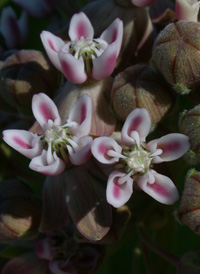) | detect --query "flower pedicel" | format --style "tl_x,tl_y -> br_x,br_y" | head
3,93 -> 92,176
92,108 -> 190,208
